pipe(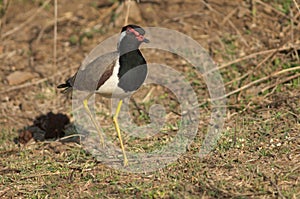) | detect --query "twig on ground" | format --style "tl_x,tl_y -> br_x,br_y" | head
217,45 -> 300,72
53,0 -> 58,71
221,8 -> 238,26
256,0 -> 290,19
223,66 -> 300,98
56,134 -> 83,142
201,0 -> 249,46
142,86 -> 155,103
0,187 -> 11,198
163,12 -> 204,24
224,49 -> 277,87
293,0 -> 300,14
228,20 -> 249,47
1,0 -> 51,38
0,78 -> 52,95
290,9 -> 300,62
0,0 -> 10,36
251,0 -> 257,24
124,0 -> 132,26
19,170 -> 73,180
36,13 -> 73,43
262,173 -> 286,199
261,73 -> 300,95
0,55 -> 79,94
260,73 -> 300,93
